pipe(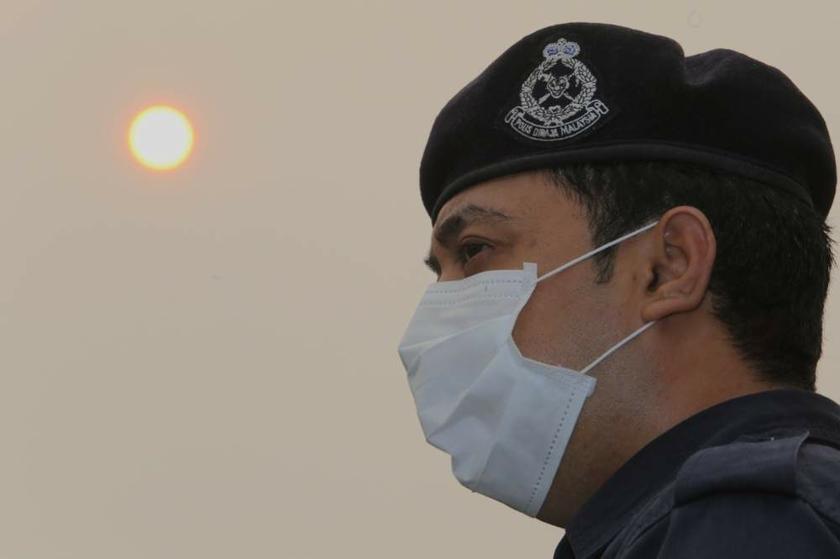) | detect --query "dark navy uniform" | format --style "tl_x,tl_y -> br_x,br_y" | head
553,389 -> 840,558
